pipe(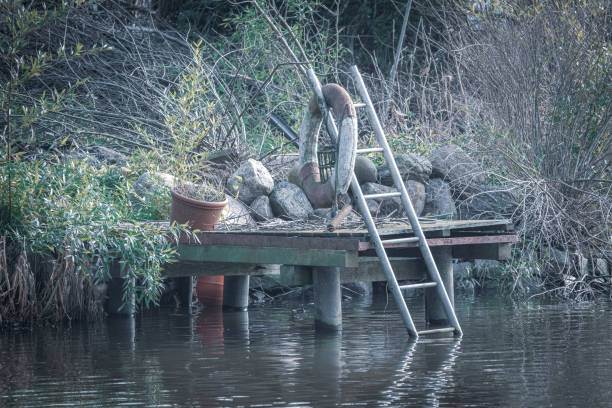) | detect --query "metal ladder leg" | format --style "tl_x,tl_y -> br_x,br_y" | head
350,65 -> 462,337
305,66 -> 462,338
